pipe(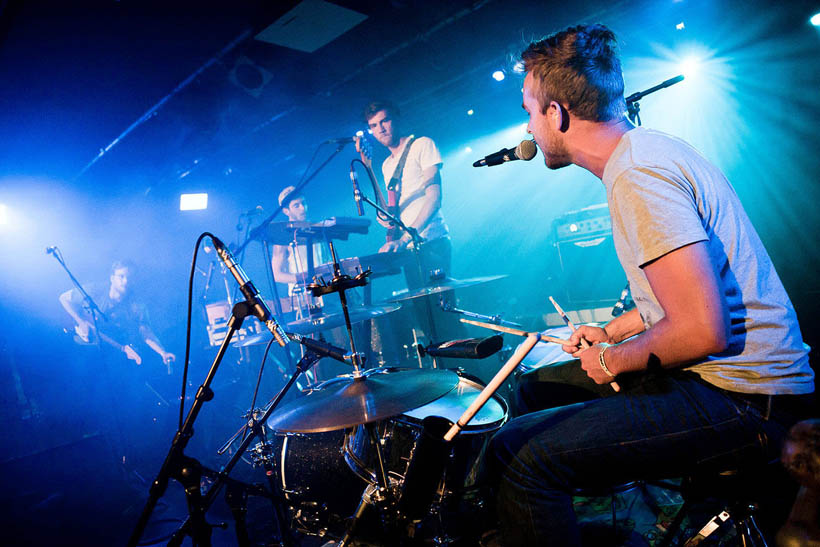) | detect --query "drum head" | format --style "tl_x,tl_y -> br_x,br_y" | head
402,376 -> 507,432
